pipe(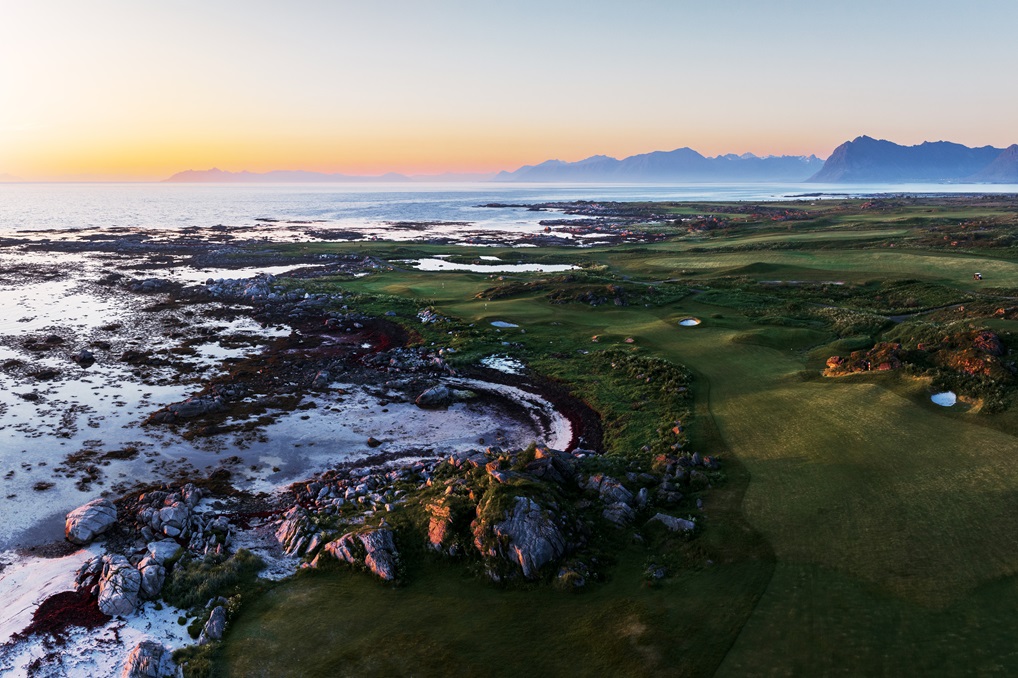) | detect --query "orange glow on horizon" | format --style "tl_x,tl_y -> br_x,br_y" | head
3,126 -> 840,182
